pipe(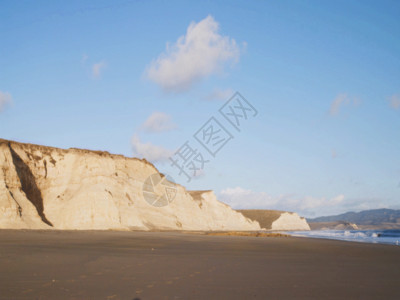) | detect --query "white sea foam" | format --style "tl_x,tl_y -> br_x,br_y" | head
290,230 -> 400,246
